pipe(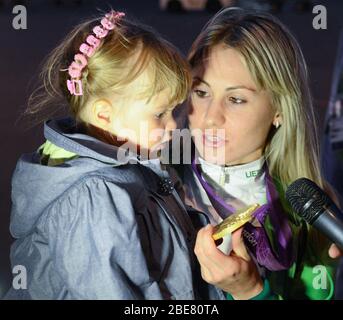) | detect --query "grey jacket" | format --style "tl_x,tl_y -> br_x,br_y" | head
5,118 -> 225,300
